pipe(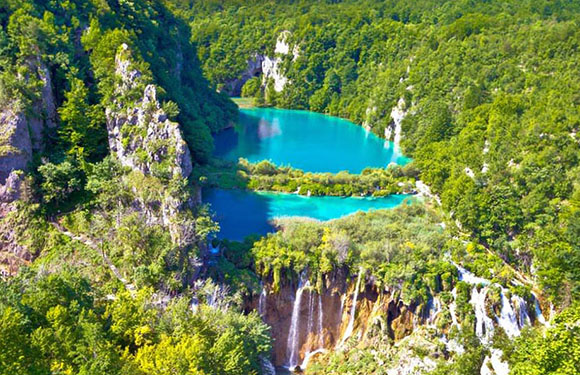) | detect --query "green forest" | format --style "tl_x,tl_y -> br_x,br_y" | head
1,0 -> 579,374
